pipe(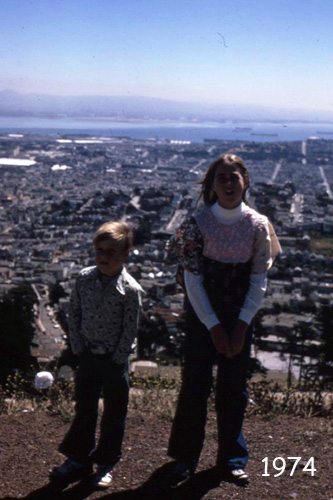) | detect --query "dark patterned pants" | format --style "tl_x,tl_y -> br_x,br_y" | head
168,303 -> 252,470
59,350 -> 129,467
